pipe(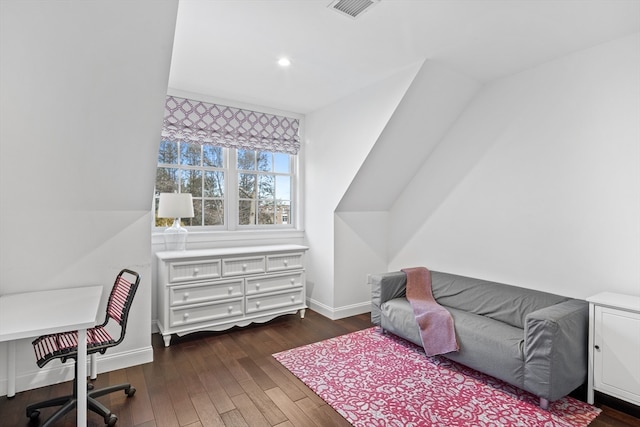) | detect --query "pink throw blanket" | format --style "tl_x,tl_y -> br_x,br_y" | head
402,267 -> 459,356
